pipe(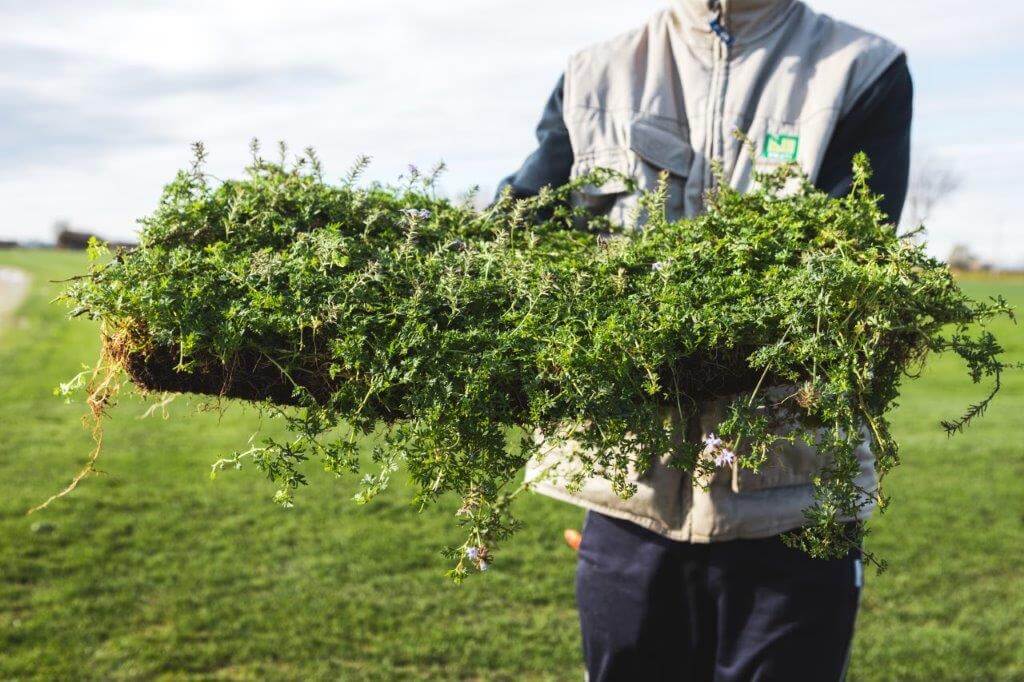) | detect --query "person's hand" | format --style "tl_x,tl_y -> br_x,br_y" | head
563,528 -> 582,552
